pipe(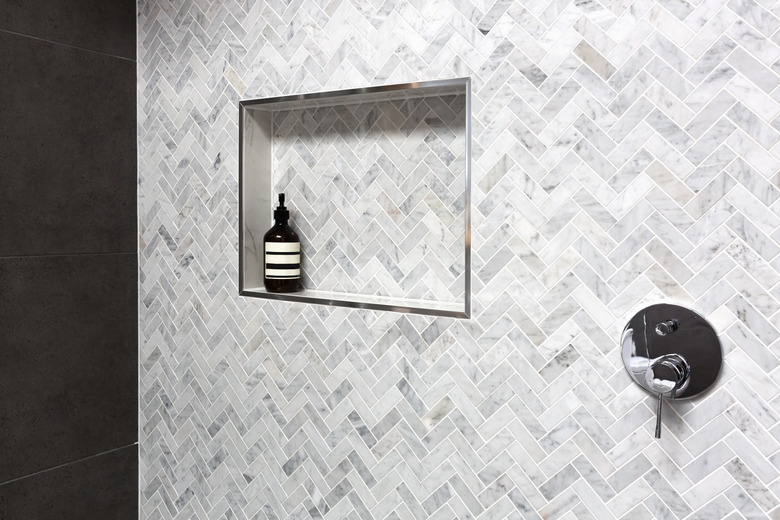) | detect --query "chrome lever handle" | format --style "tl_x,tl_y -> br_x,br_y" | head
646,354 -> 689,438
